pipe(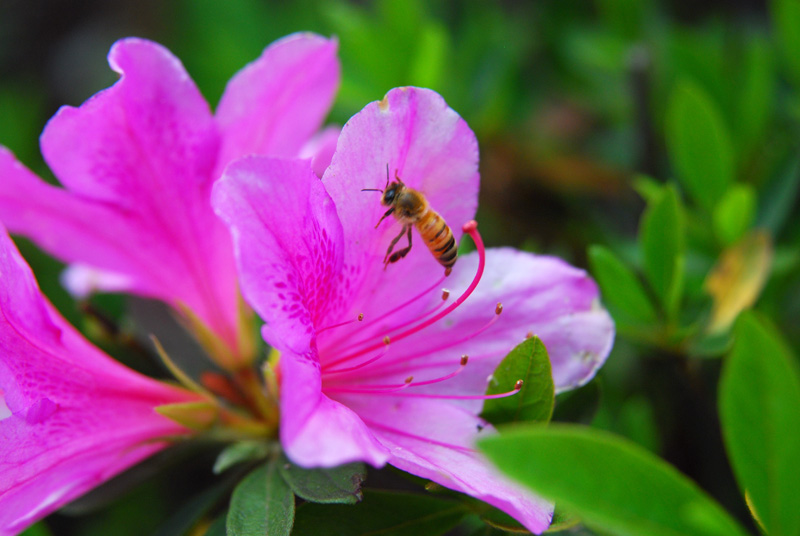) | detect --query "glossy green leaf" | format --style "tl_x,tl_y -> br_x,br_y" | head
292,490 -> 469,536
226,460 -> 294,536
719,313 -> 800,536
213,441 -> 270,475
481,336 -> 554,426
771,0 -> 800,87
479,425 -> 749,536
588,245 -> 658,326
639,185 -> 685,320
713,185 -> 756,246
279,454 -> 366,505
665,80 -> 734,212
